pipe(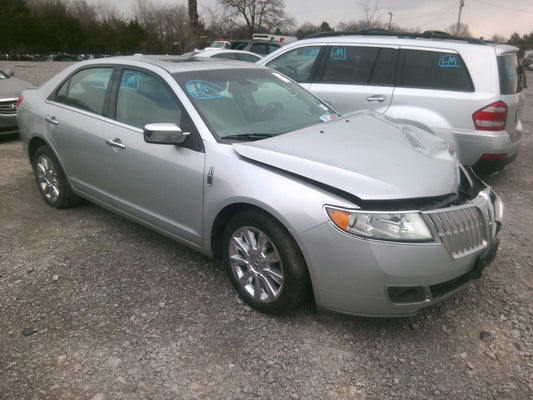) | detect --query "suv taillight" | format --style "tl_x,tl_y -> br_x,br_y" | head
473,101 -> 507,131
16,95 -> 24,107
